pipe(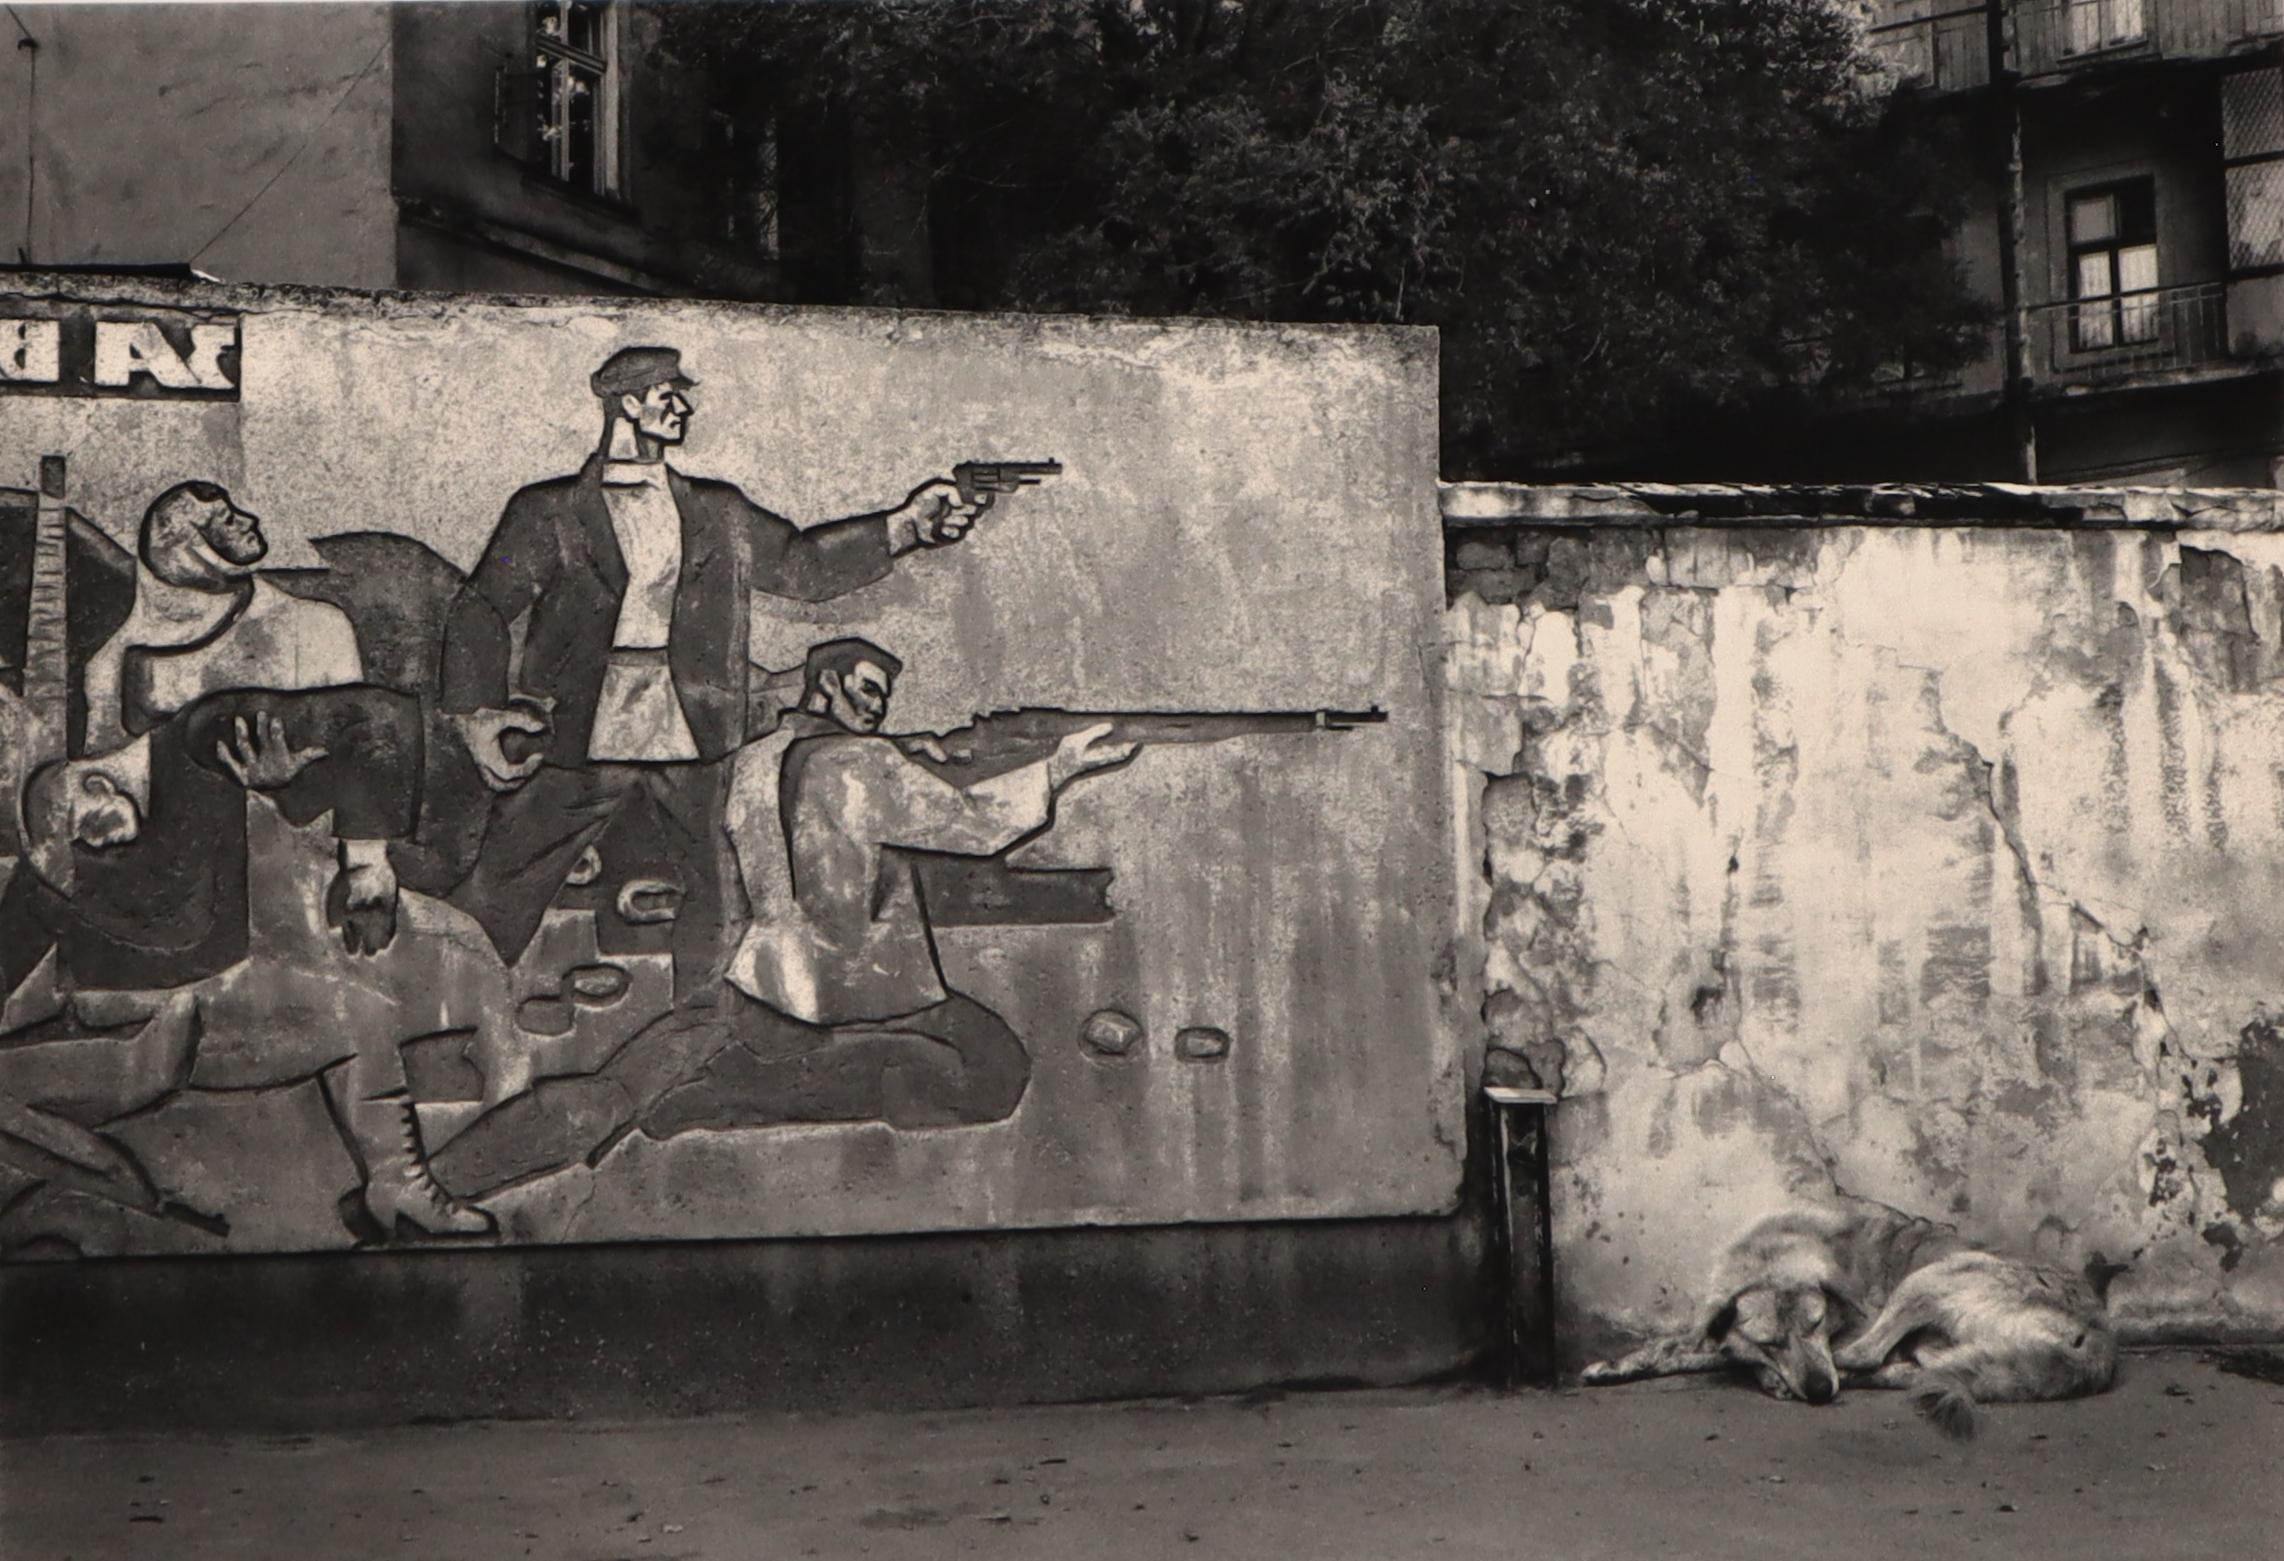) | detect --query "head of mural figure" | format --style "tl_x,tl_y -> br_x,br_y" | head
139,480 -> 266,592
593,346 -> 696,457
801,637 -> 903,735
22,758 -> 142,887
